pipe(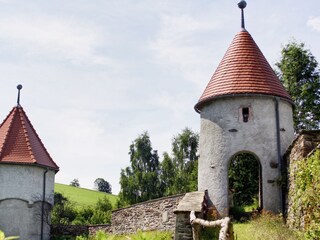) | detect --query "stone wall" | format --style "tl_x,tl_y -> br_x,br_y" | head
50,195 -> 184,237
174,212 -> 194,240
88,224 -> 112,235
174,191 -> 205,240
284,130 -> 320,229
111,194 -> 184,234
51,225 -> 89,237
51,225 -> 113,238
